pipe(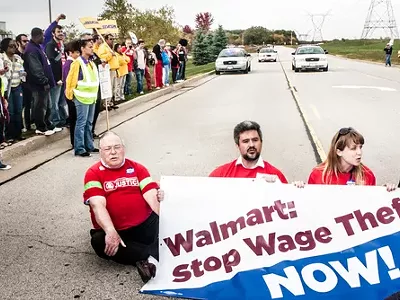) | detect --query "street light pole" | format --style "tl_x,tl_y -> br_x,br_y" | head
48,0 -> 52,23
